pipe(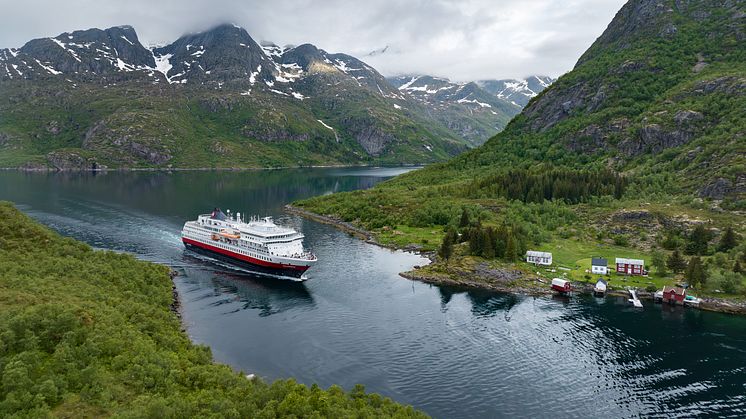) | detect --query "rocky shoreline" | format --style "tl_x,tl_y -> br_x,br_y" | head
287,205 -> 746,316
